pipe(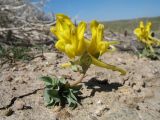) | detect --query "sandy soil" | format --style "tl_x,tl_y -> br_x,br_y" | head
0,48 -> 160,120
